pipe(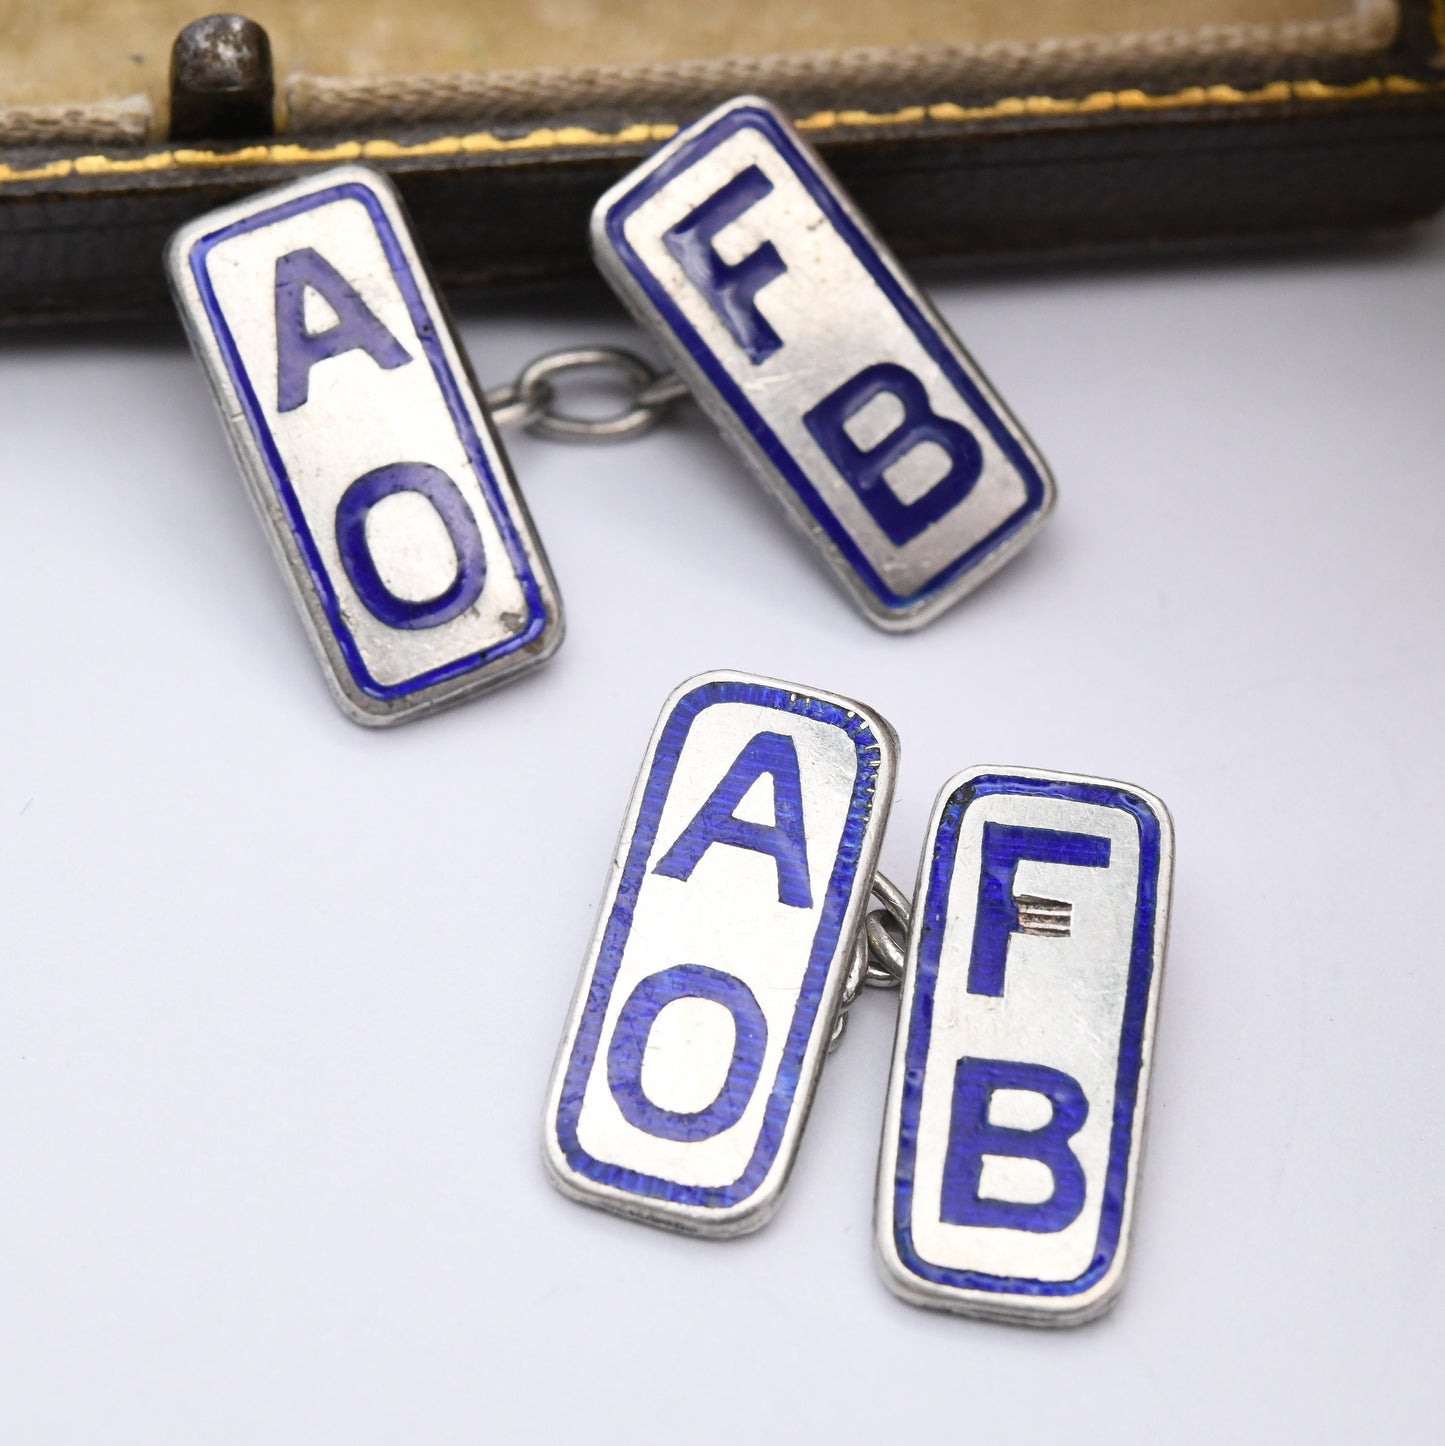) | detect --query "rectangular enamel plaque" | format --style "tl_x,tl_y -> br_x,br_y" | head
592,96 -> 1054,632
168,163 -> 562,725
876,768 -> 1173,1324
545,670 -> 897,1235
